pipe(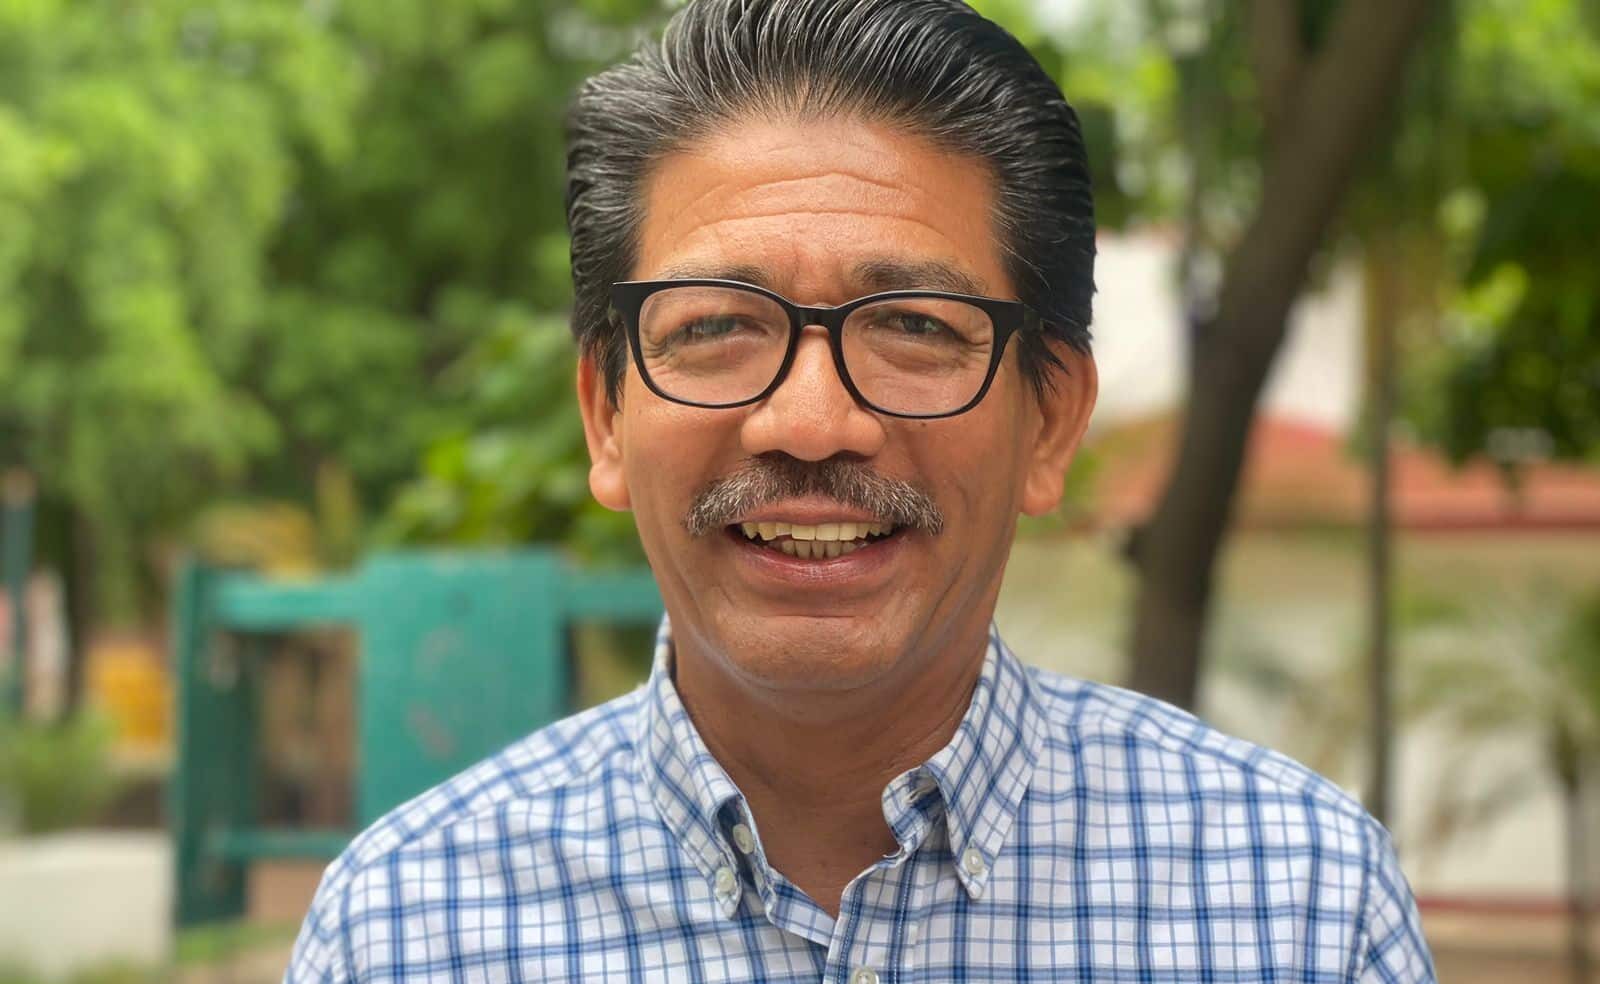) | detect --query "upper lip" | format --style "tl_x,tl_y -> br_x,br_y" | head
730,498 -> 890,527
